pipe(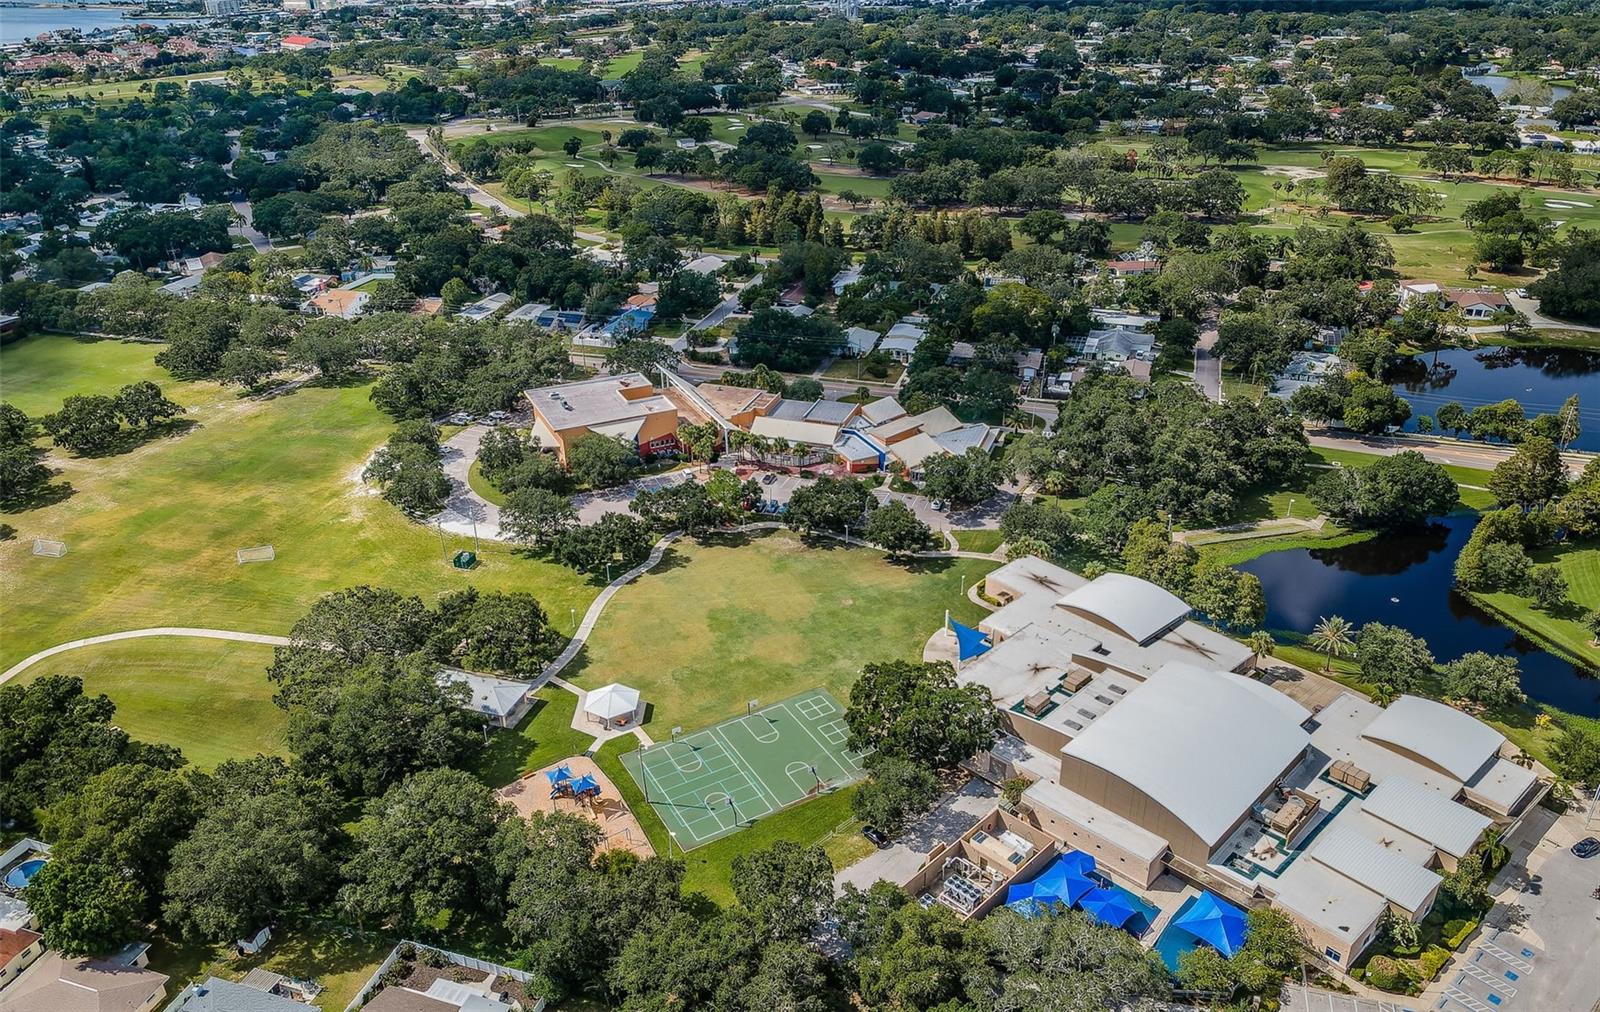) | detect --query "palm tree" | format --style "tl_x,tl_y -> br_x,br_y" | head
1369,683 -> 1399,706
1309,615 -> 1355,673
1476,826 -> 1509,872
1247,630 -> 1276,668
